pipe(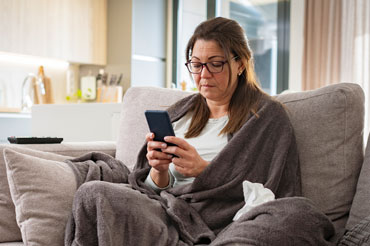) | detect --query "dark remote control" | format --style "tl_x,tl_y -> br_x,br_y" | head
7,137 -> 63,144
